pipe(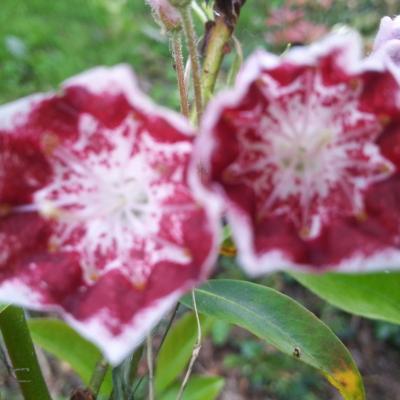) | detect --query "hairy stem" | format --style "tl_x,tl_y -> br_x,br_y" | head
171,32 -> 190,118
88,358 -> 109,397
0,306 -> 52,400
179,5 -> 203,122
176,291 -> 202,400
